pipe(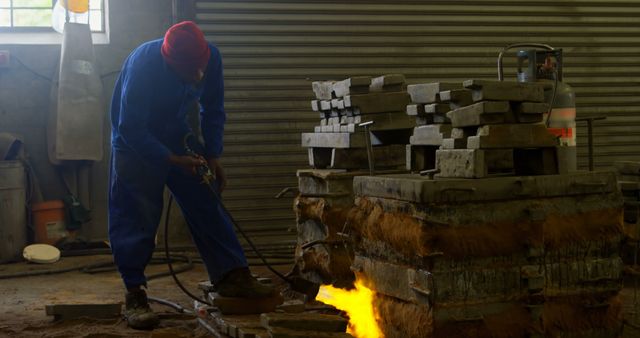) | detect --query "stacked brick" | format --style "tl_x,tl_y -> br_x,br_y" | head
348,172 -> 624,337
616,161 -> 640,226
404,79 -> 563,178
302,74 -> 413,170
437,80 -> 559,178
292,75 -> 414,290
291,169 -> 358,289
617,161 -> 640,279
405,82 -> 469,172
